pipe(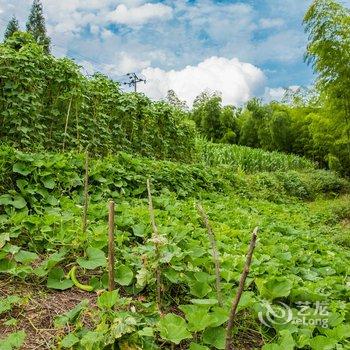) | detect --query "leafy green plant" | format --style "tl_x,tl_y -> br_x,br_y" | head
0,331 -> 26,350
